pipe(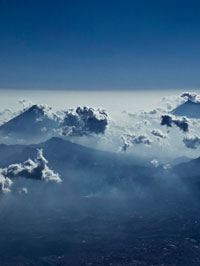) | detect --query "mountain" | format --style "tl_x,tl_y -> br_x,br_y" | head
171,100 -> 200,118
173,156 -> 200,192
174,156 -> 200,177
0,137 -> 156,194
171,156 -> 191,165
0,105 -> 59,142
